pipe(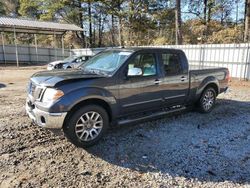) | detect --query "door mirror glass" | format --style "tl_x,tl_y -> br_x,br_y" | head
128,67 -> 142,76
